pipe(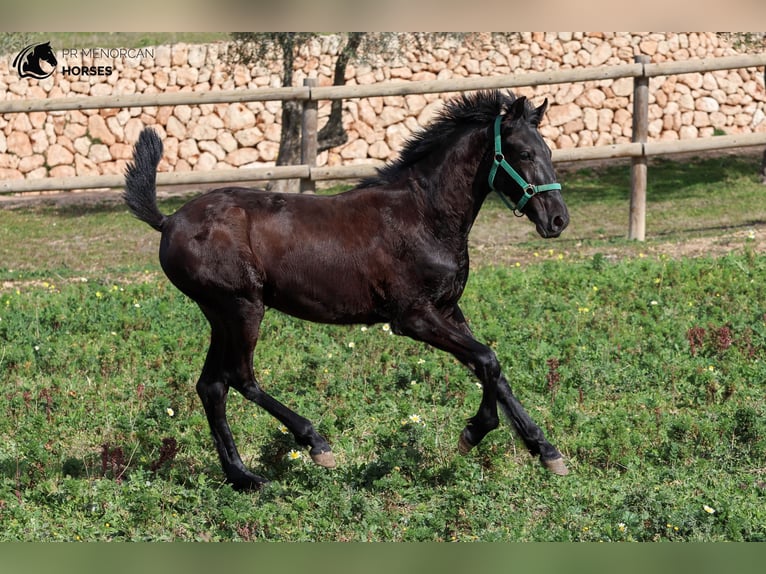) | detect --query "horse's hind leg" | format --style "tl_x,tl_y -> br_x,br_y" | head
198,297 -> 335,489
196,316 -> 268,490
235,379 -> 336,469
196,376 -> 265,489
